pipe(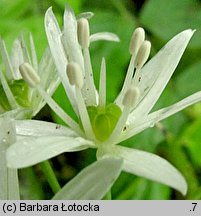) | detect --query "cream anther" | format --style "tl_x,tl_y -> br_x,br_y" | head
19,62 -> 40,88
67,62 -> 83,89
77,18 -> 90,48
129,27 -> 145,55
123,87 -> 140,108
134,40 -> 151,69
